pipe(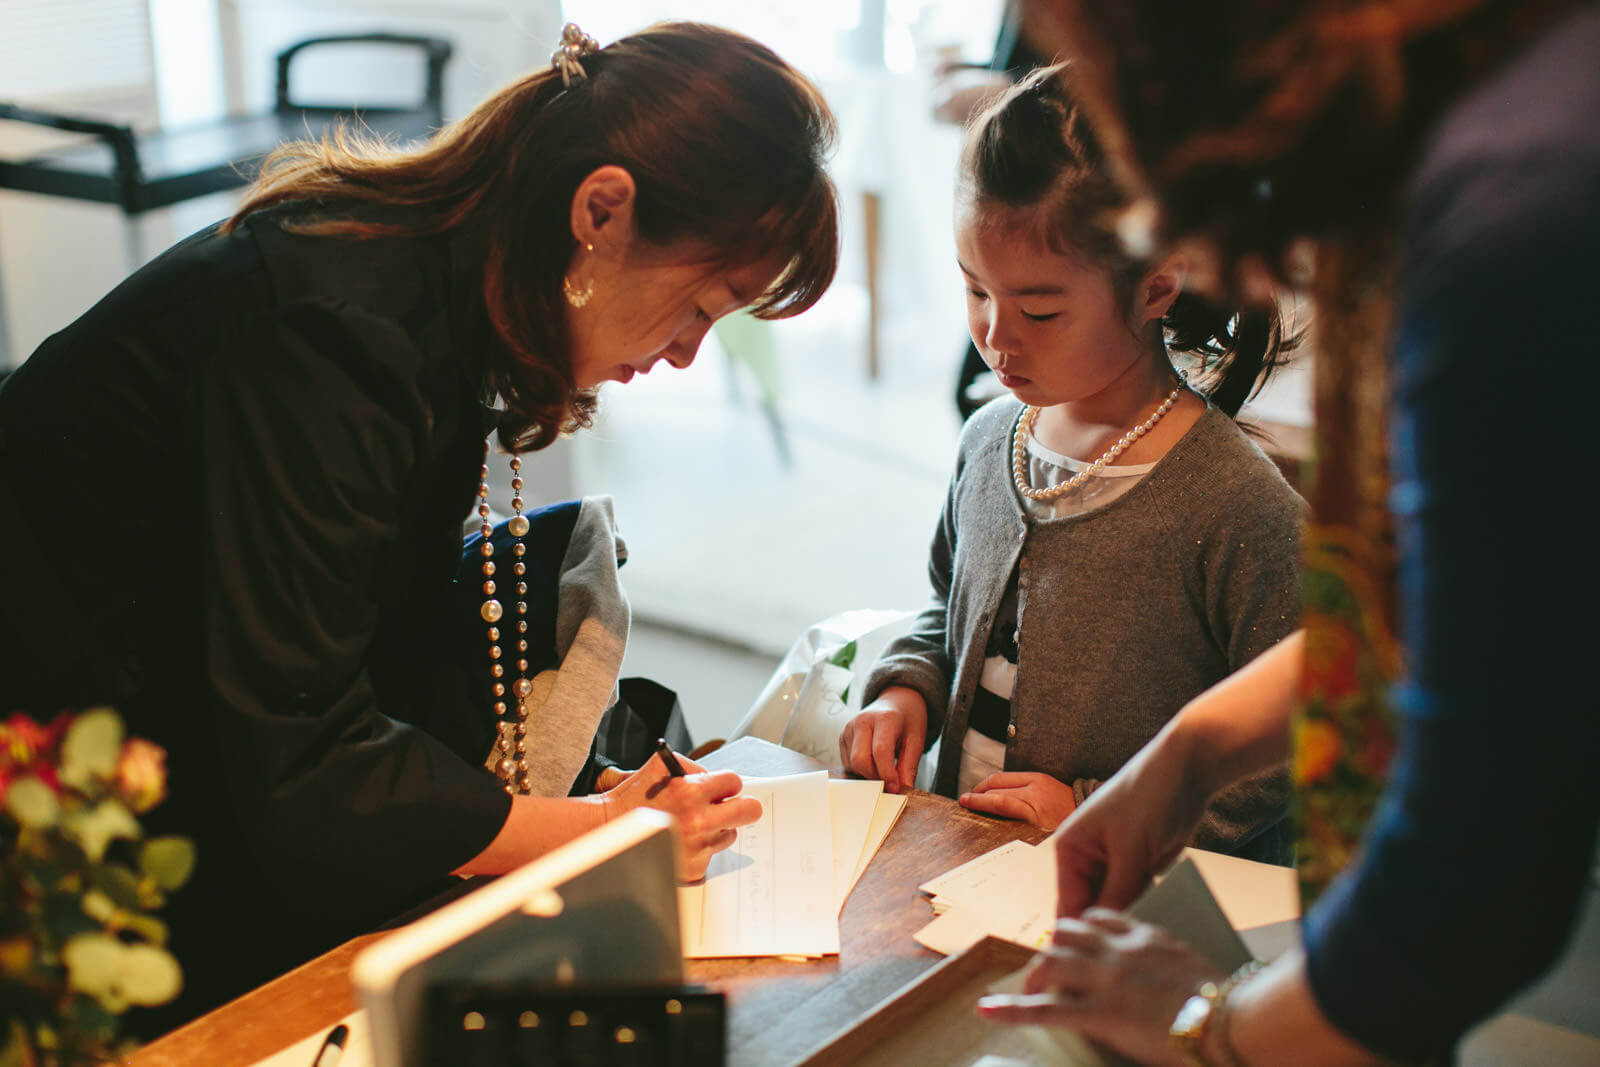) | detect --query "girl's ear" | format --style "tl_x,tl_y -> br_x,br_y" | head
570,165 -> 639,259
1137,254 -> 1187,325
